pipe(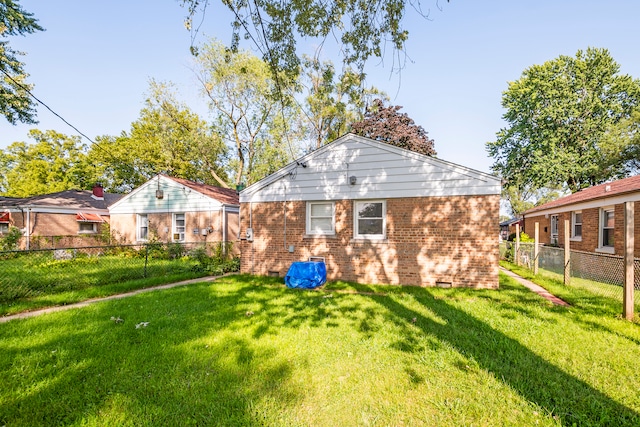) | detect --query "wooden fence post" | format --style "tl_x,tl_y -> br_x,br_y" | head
515,223 -> 520,266
624,201 -> 635,320
534,222 -> 539,275
564,219 -> 571,285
